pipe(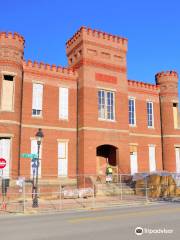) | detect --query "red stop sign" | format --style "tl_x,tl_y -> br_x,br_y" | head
0,158 -> 6,169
